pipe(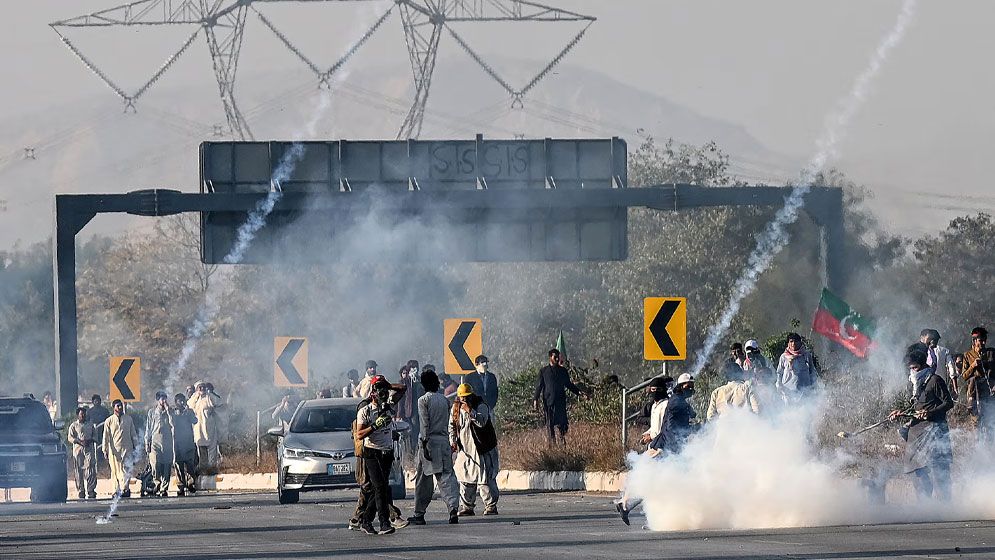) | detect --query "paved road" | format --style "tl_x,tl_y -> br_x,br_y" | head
1,490 -> 992,559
